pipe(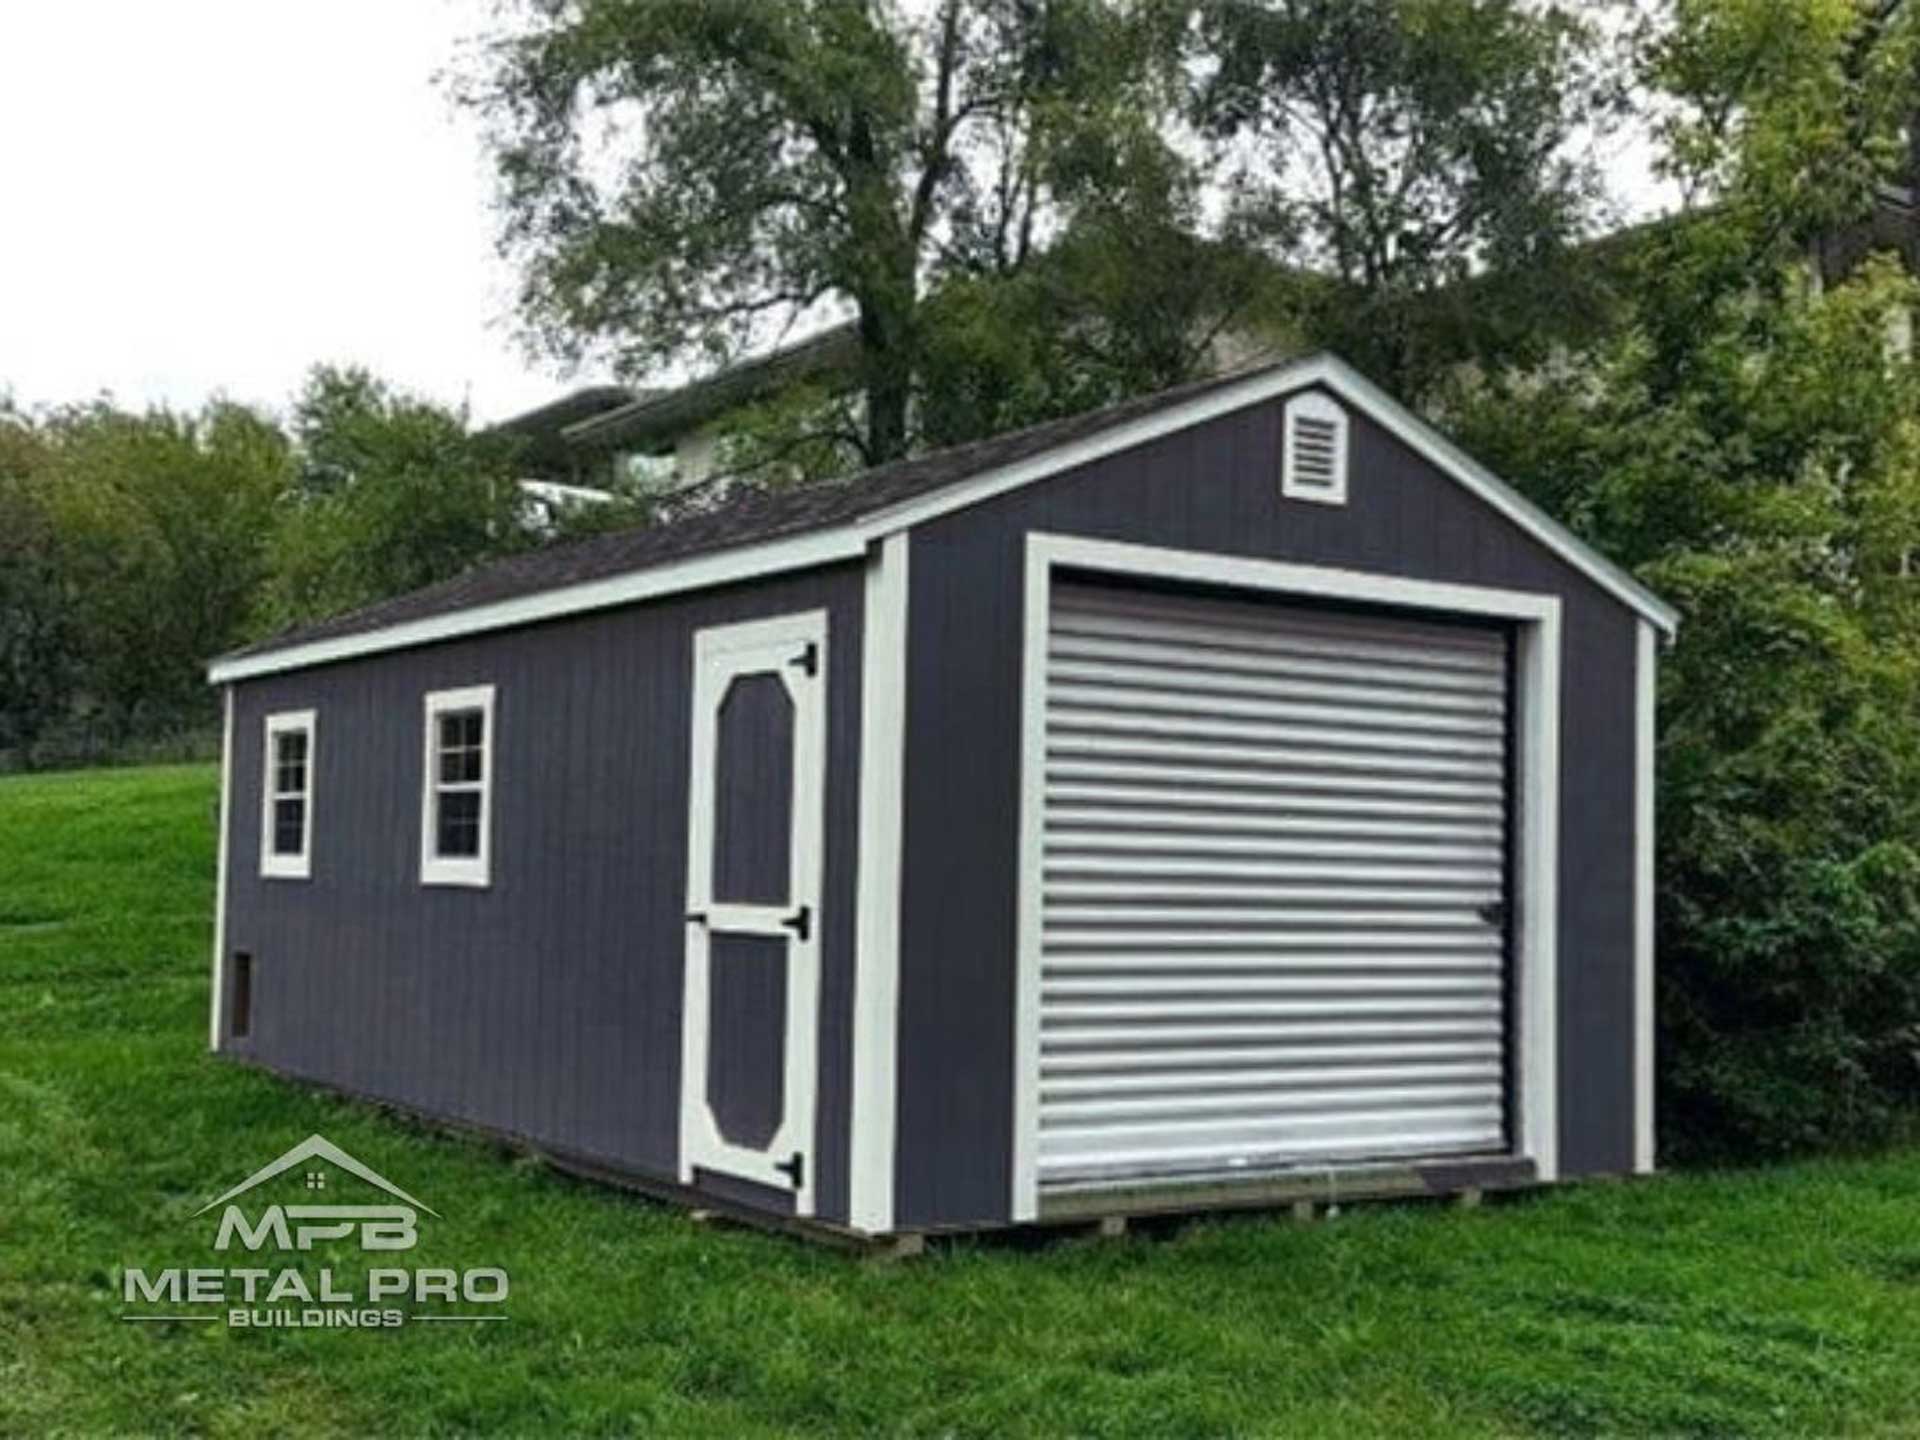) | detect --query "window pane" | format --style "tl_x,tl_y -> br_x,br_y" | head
274,730 -> 307,795
438,746 -> 481,785
435,708 -> 485,785
436,788 -> 482,857
273,797 -> 306,855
